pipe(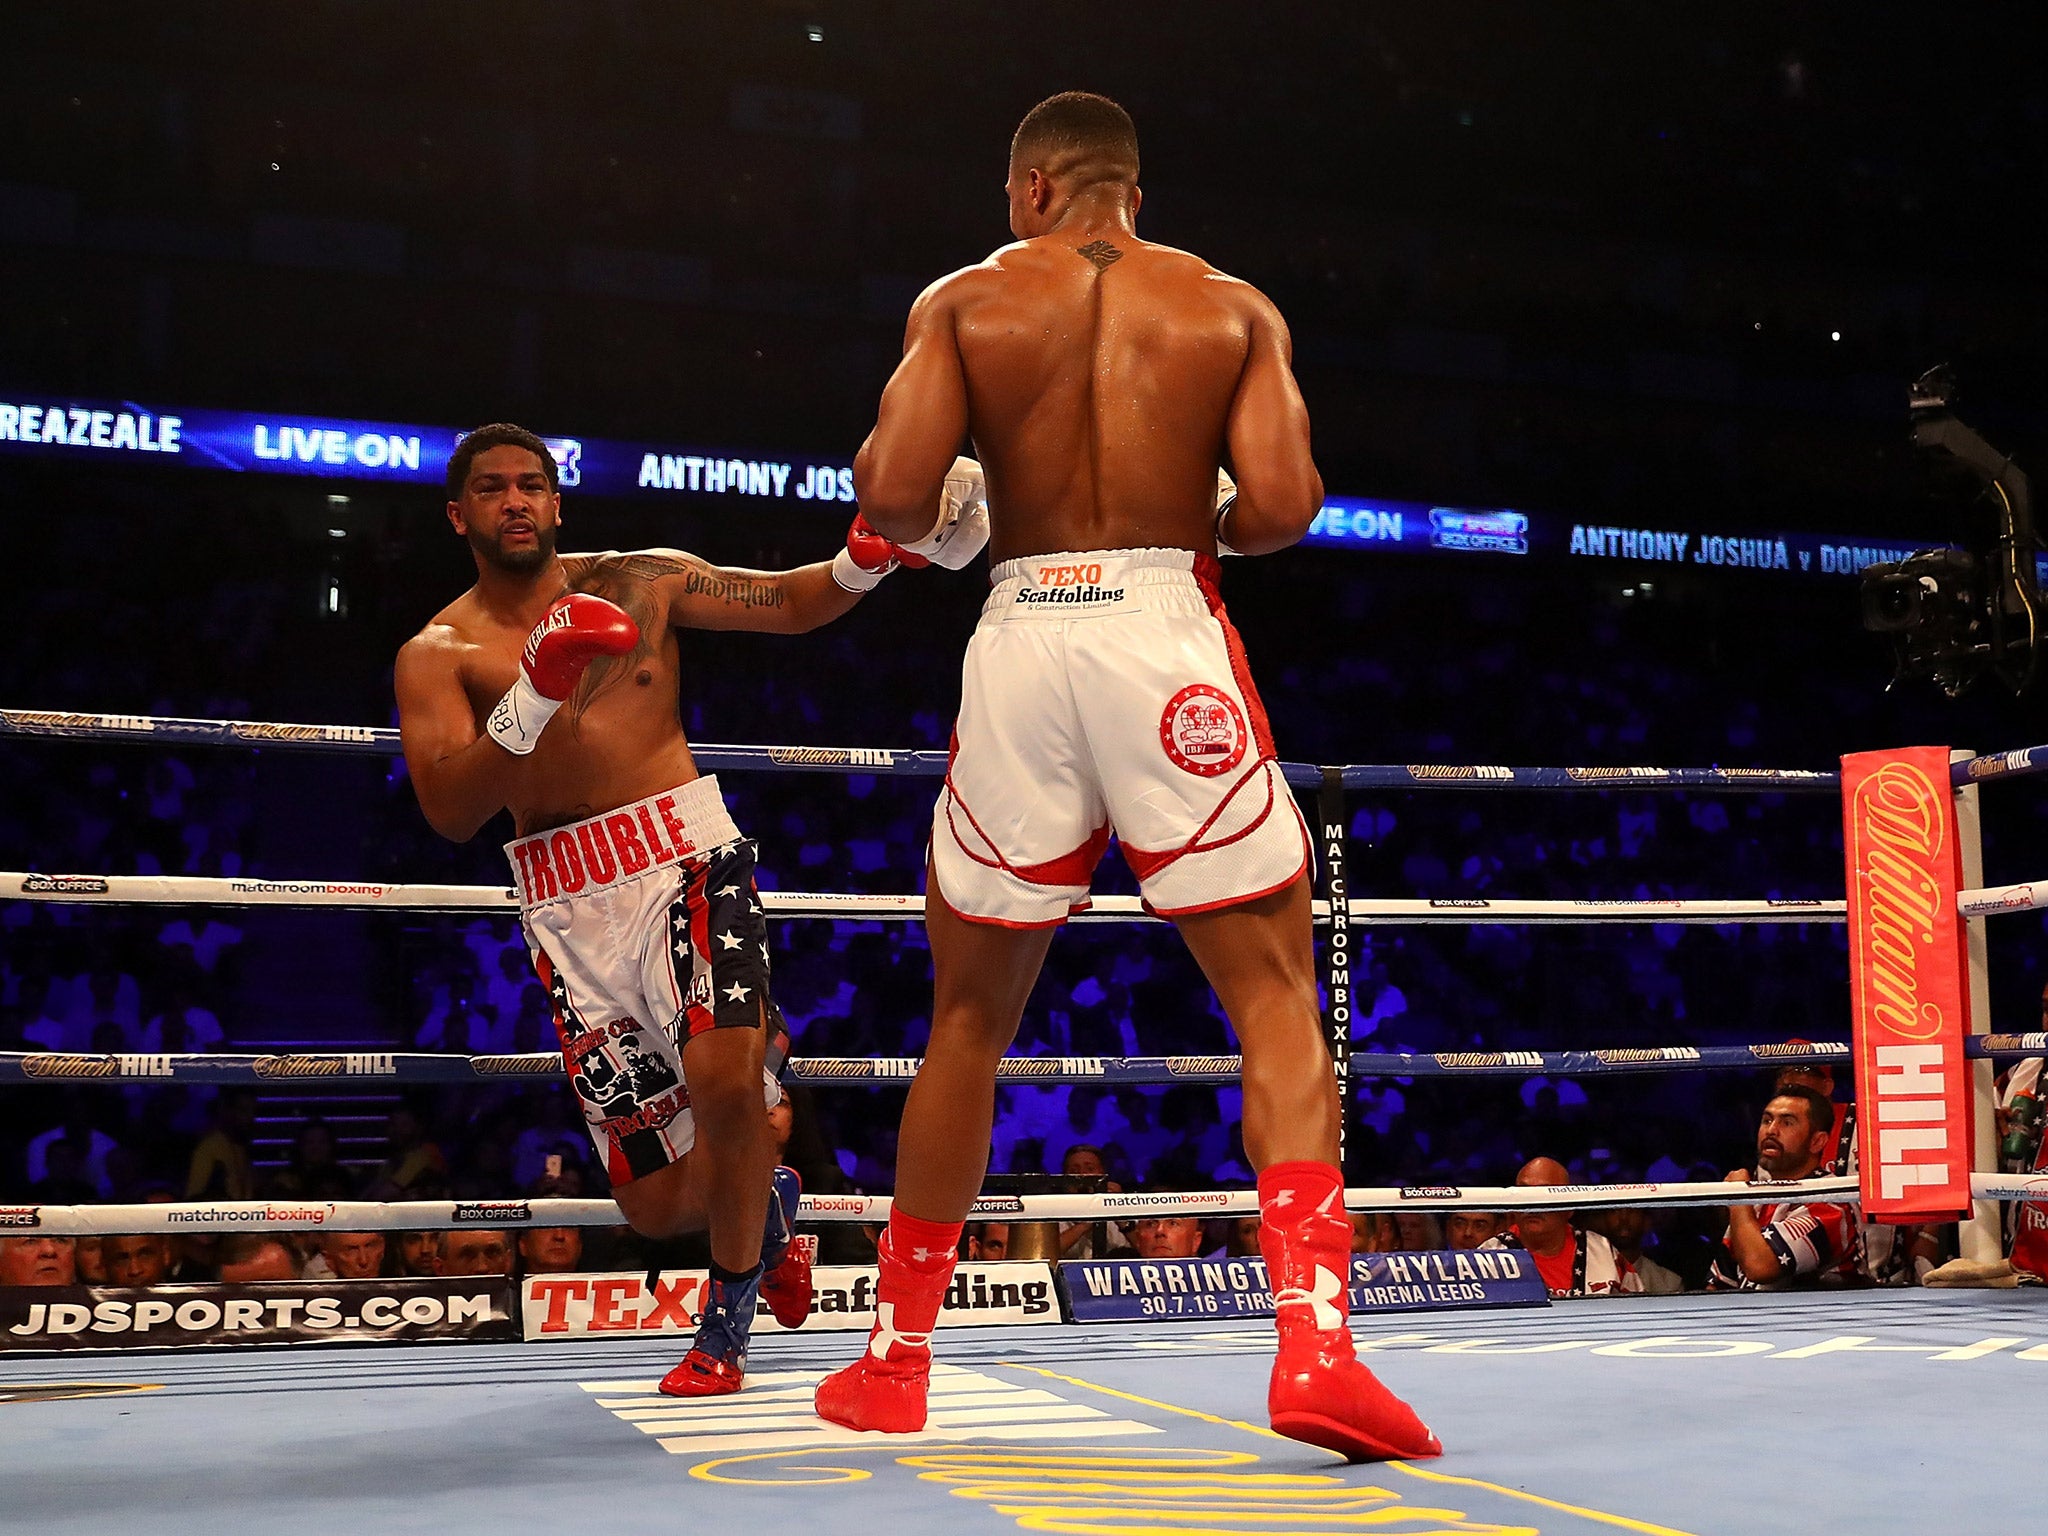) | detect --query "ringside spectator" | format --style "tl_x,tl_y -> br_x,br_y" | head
519,1228 -> 584,1275
1709,1086 -> 1860,1291
396,1230 -> 443,1278
1129,1216 -> 1206,1260
0,1235 -> 76,1286
1586,1209 -> 1682,1294
217,1235 -> 299,1283
437,1229 -> 513,1277
102,1234 -> 173,1287
1445,1212 -> 1505,1252
1488,1158 -> 1642,1298
305,1232 -> 386,1281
